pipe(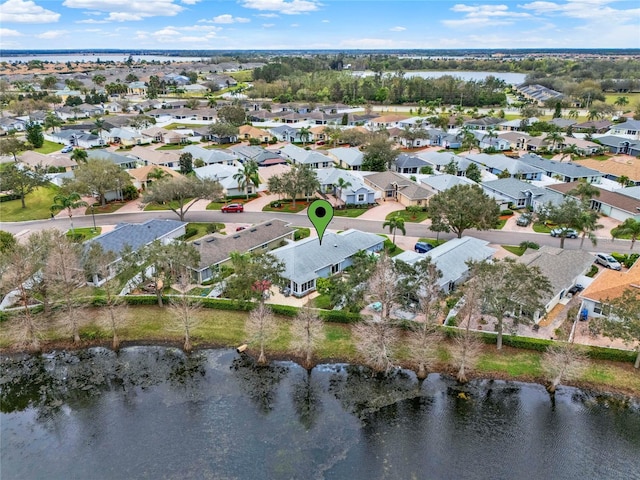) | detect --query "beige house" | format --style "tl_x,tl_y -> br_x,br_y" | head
127,165 -> 182,190
238,125 -> 271,143
127,146 -> 181,169
580,261 -> 640,319
363,170 -> 434,207
19,150 -> 77,172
